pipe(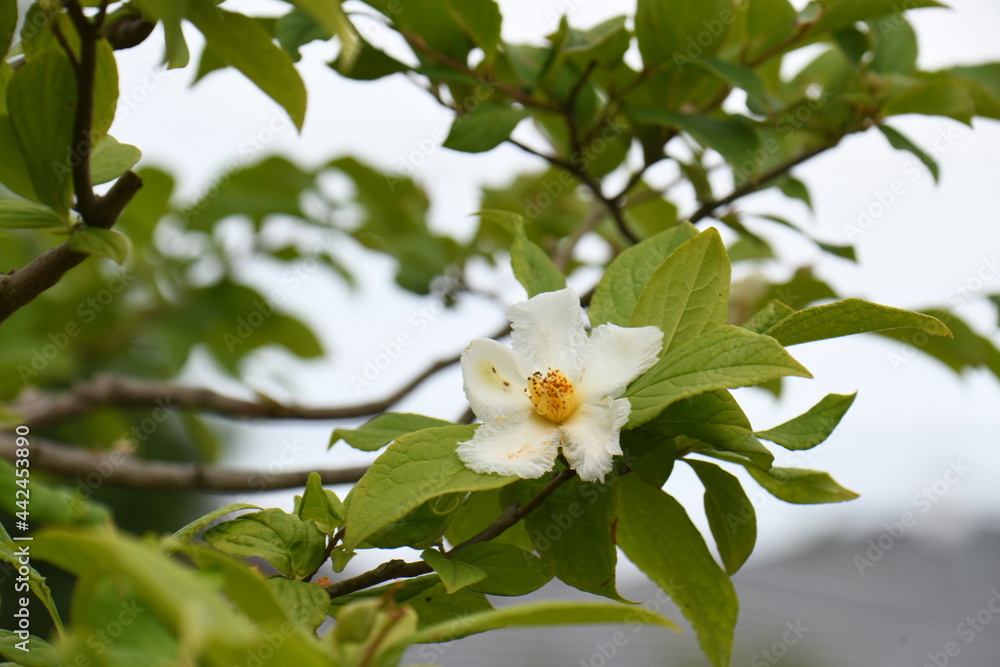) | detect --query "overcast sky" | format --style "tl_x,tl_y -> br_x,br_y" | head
85,0 -> 1000,566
